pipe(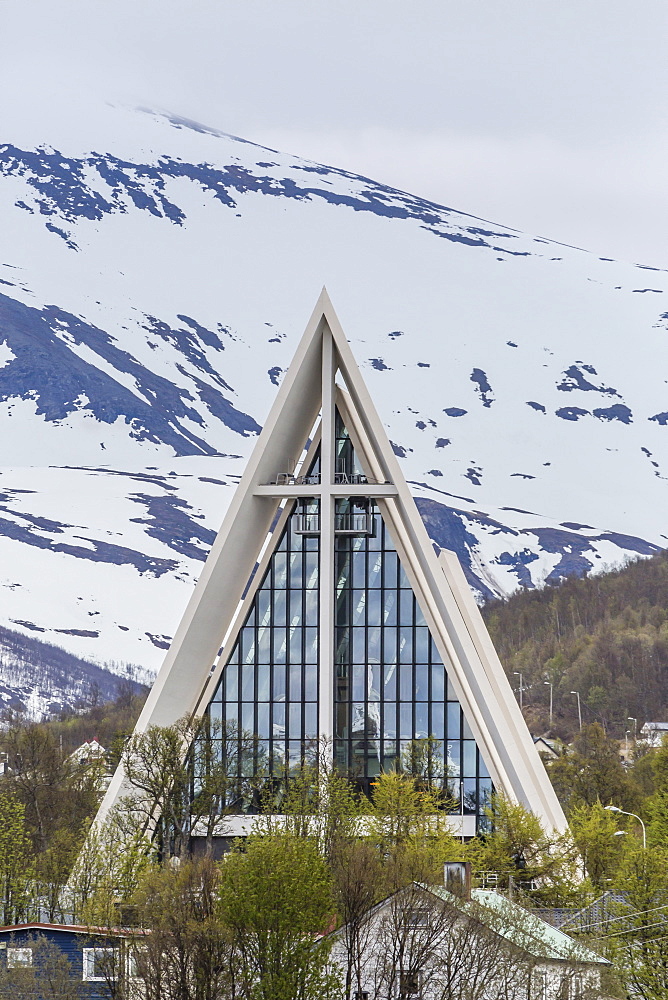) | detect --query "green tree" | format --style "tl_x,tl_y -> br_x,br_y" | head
218,833 -> 342,1000
465,796 -> 580,906
549,723 -> 639,815
569,799 -> 630,889
0,793 -> 35,924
